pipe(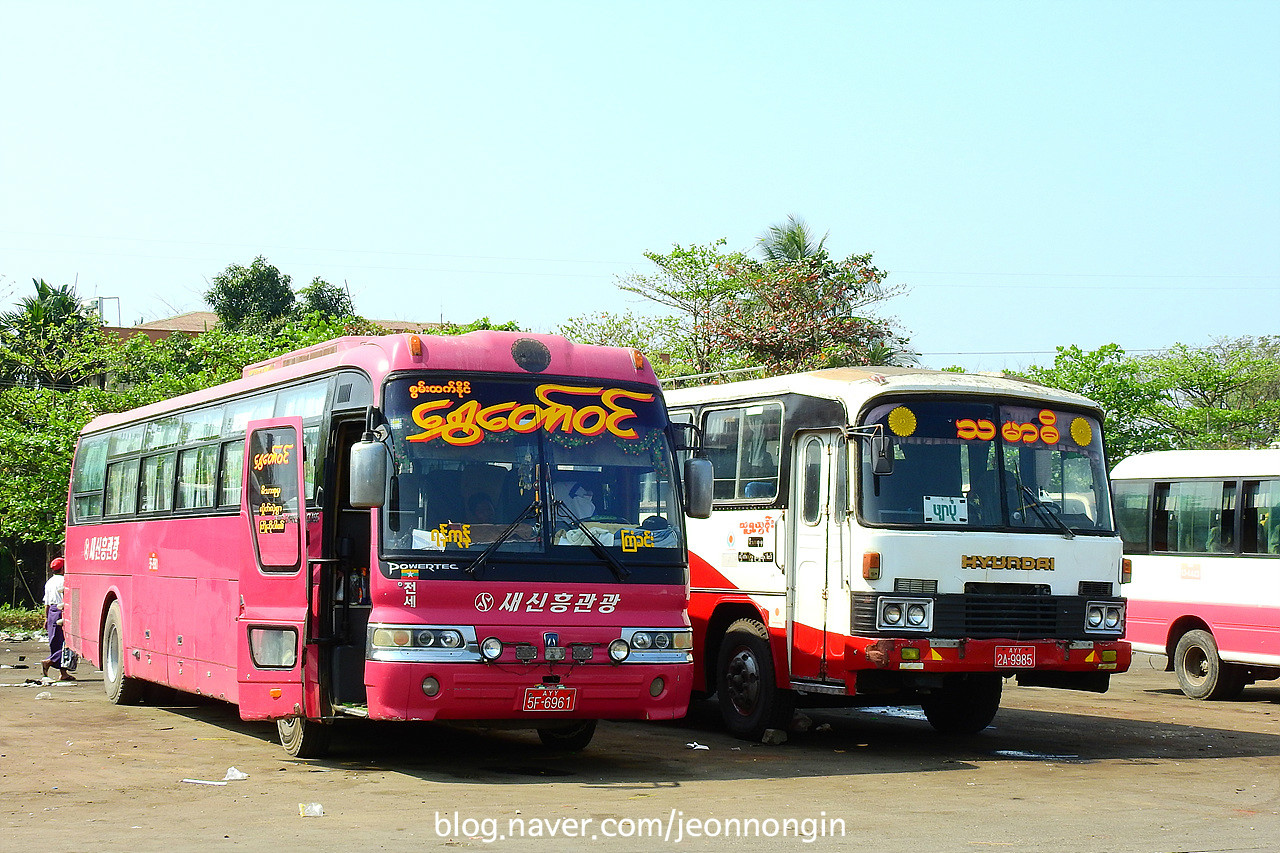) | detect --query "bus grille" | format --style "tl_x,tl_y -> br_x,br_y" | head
851,593 -> 1119,641
942,594 -> 1062,638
